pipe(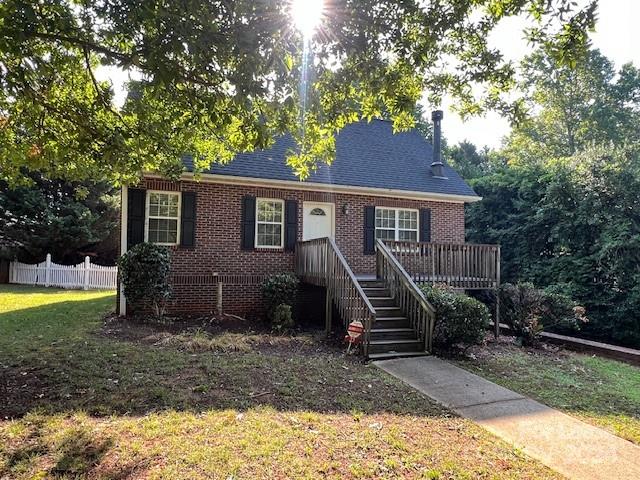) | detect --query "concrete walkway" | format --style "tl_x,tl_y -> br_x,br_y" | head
375,356 -> 640,480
